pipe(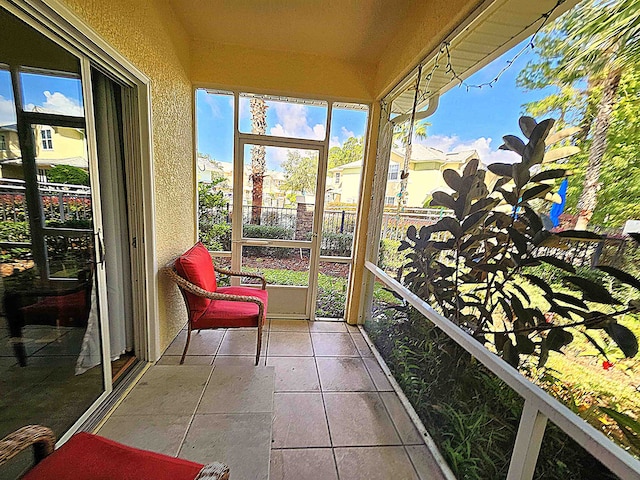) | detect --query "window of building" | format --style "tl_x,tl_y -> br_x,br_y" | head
388,164 -> 399,181
0,134 -> 5,150
41,128 -> 53,150
335,172 -> 341,184
385,196 -> 395,205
